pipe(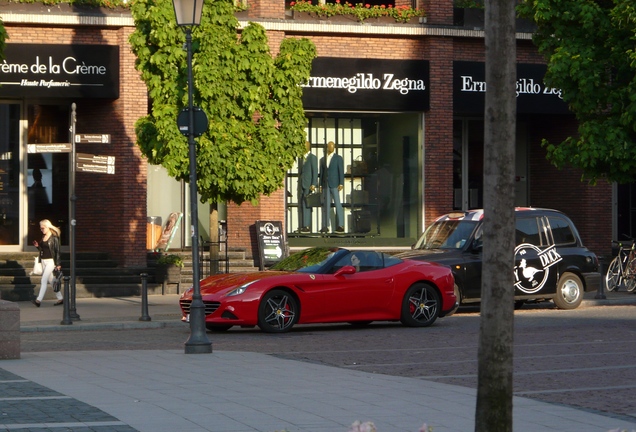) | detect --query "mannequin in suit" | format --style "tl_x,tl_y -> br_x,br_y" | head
298,141 -> 318,233
319,141 -> 344,233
